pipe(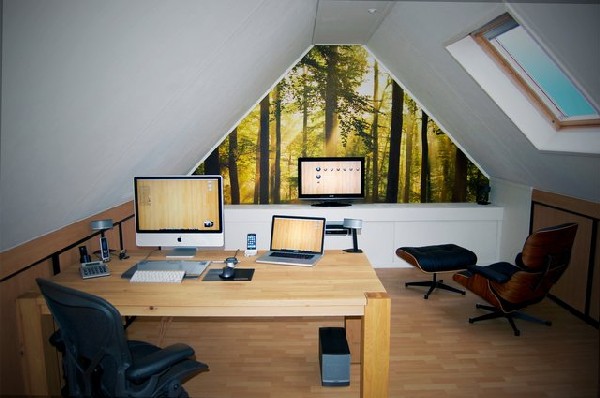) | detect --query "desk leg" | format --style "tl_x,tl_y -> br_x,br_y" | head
17,293 -> 57,396
345,316 -> 362,364
361,292 -> 391,398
